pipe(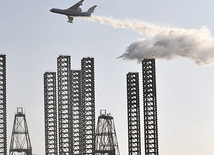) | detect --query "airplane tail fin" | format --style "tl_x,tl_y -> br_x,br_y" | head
87,5 -> 97,15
